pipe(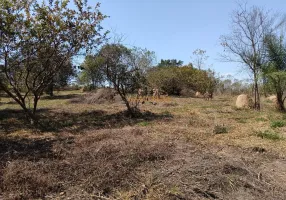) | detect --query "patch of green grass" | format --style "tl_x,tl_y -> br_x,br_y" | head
213,125 -> 228,134
255,117 -> 267,122
256,130 -> 283,141
137,121 -> 150,127
234,118 -> 247,123
270,120 -> 286,128
161,111 -> 172,117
